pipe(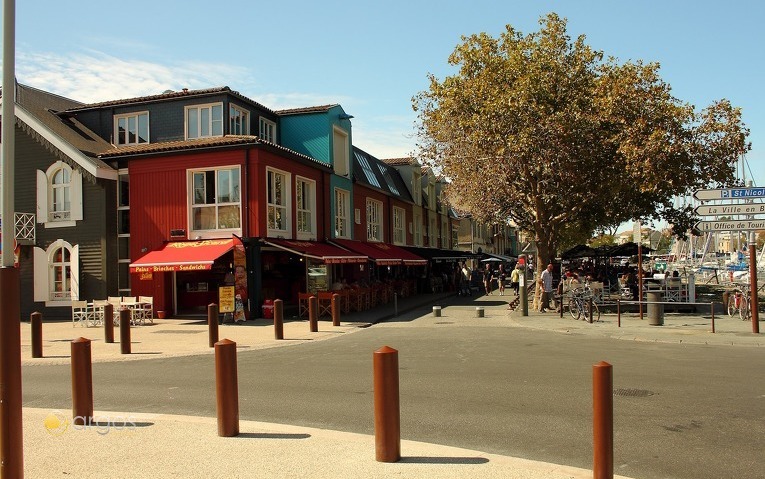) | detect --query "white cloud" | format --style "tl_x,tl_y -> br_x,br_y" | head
11,49 -> 420,159
15,50 -> 249,102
